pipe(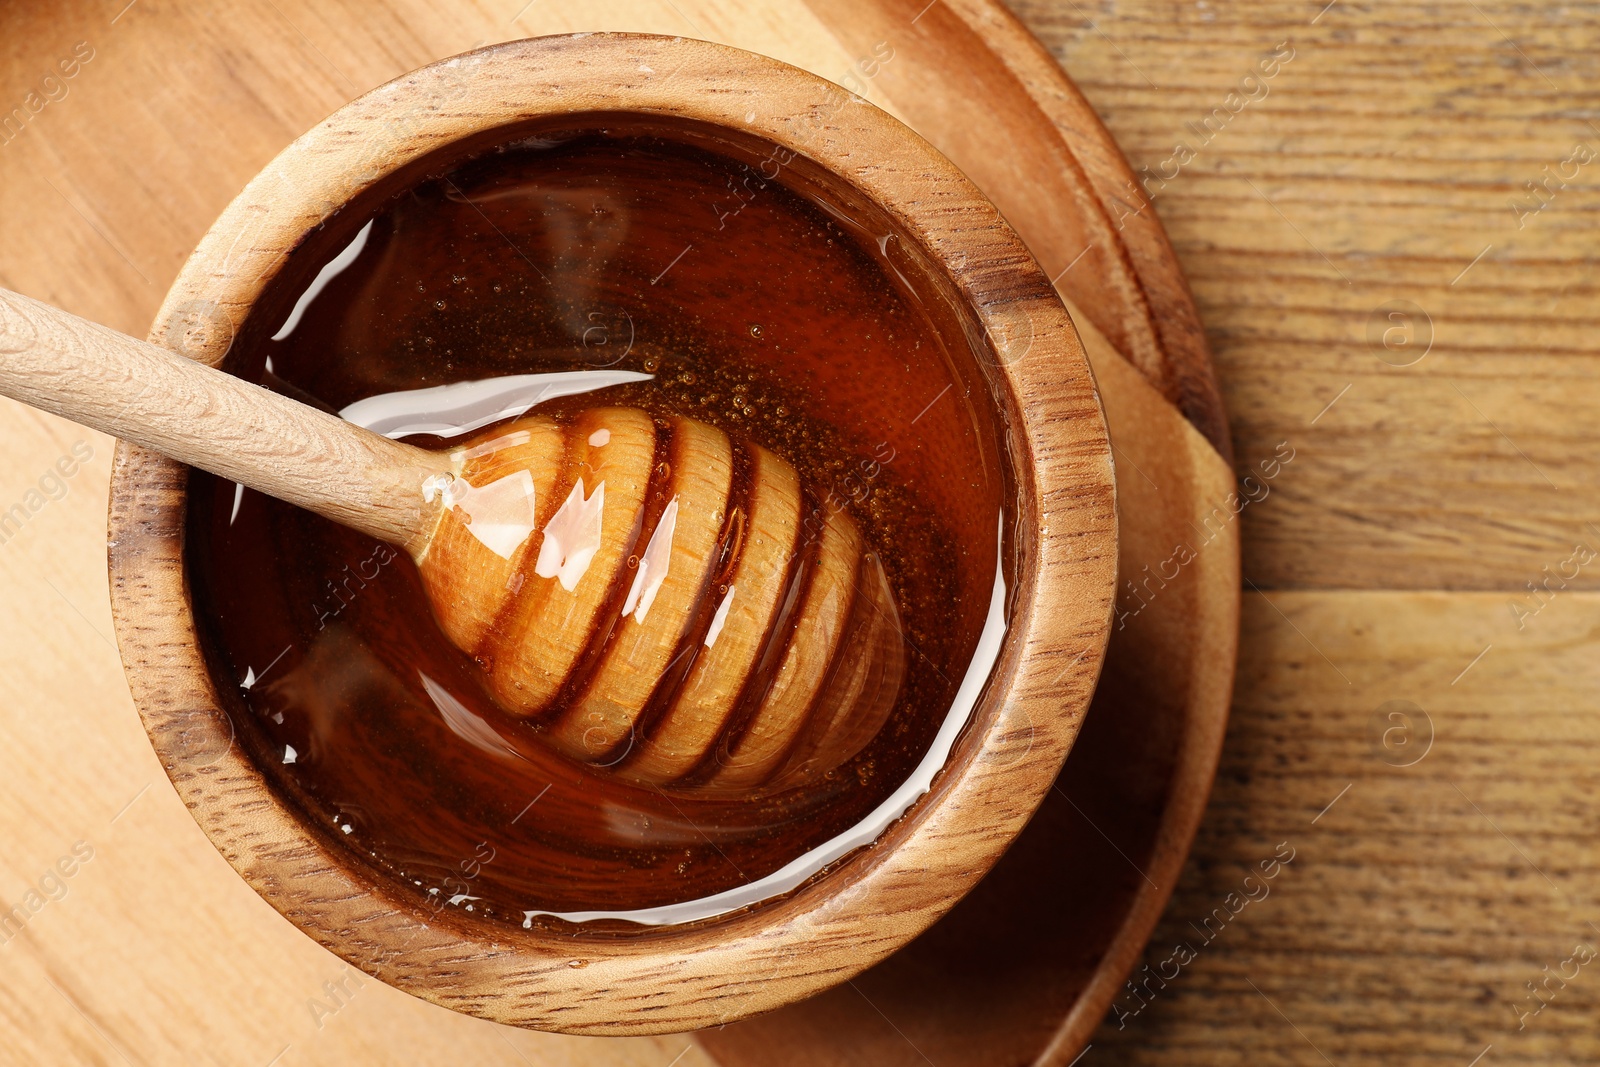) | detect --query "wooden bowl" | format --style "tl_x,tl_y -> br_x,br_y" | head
107,34 -> 1118,1035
